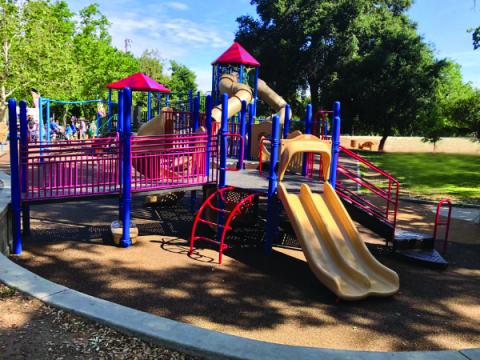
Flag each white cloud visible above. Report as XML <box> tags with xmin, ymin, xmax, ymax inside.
<box><xmin>165</xmin><ymin>2</ymin><xmax>189</xmax><ymax>11</ymax></box>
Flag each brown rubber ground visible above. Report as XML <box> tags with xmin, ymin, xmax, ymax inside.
<box><xmin>12</xmin><ymin>194</ymin><xmax>480</xmax><ymax>352</ymax></box>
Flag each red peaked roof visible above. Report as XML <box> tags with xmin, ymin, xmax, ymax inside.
<box><xmin>107</xmin><ymin>72</ymin><xmax>171</xmax><ymax>92</ymax></box>
<box><xmin>212</xmin><ymin>42</ymin><xmax>260</xmax><ymax>67</ymax></box>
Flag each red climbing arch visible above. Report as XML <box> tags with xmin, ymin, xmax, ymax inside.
<box><xmin>190</xmin><ymin>187</ymin><xmax>260</xmax><ymax>264</ymax></box>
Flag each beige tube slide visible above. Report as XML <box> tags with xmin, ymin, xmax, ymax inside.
<box><xmin>211</xmin><ymin>74</ymin><xmax>254</xmax><ymax>123</ymax></box>
<box><xmin>257</xmin><ymin>78</ymin><xmax>290</xmax><ymax>123</ymax></box>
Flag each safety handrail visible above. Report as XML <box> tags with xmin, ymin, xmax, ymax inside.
<box><xmin>433</xmin><ymin>198</ymin><xmax>452</xmax><ymax>255</ymax></box>
<box><xmin>337</xmin><ymin>146</ymin><xmax>400</xmax><ymax>230</ymax></box>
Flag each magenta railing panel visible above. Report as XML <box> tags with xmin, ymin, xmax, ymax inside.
<box><xmin>131</xmin><ymin>133</ymin><xmax>218</xmax><ymax>192</ymax></box>
<box><xmin>23</xmin><ymin>137</ymin><xmax>121</xmax><ymax>201</ymax></box>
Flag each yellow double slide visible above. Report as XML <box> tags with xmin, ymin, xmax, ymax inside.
<box><xmin>277</xmin><ymin>135</ymin><xmax>399</xmax><ymax>300</ymax></box>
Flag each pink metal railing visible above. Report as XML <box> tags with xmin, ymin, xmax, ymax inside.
<box><xmin>131</xmin><ymin>133</ymin><xmax>217</xmax><ymax>192</ymax></box>
<box><xmin>22</xmin><ymin>136</ymin><xmax>121</xmax><ymax>201</ymax></box>
<box><xmin>336</xmin><ymin>146</ymin><xmax>400</xmax><ymax>229</ymax></box>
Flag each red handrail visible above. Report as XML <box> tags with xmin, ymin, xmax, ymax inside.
<box><xmin>433</xmin><ymin>198</ymin><xmax>452</xmax><ymax>255</ymax></box>
<box><xmin>336</xmin><ymin>146</ymin><xmax>400</xmax><ymax>233</ymax></box>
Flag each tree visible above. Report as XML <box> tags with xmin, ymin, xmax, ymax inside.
<box><xmin>448</xmin><ymin>90</ymin><xmax>480</xmax><ymax>140</ymax></box>
<box><xmin>236</xmin><ymin>0</ymin><xmax>448</xmax><ymax>149</ymax></box>
<box><xmin>167</xmin><ymin>60</ymin><xmax>197</xmax><ymax>97</ymax></box>
<box><xmin>139</xmin><ymin>49</ymin><xmax>167</xmax><ymax>84</ymax></box>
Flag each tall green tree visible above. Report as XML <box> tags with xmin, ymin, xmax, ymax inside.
<box><xmin>236</xmin><ymin>0</ymin><xmax>449</xmax><ymax>149</ymax></box>
<box><xmin>167</xmin><ymin>60</ymin><xmax>197</xmax><ymax>97</ymax></box>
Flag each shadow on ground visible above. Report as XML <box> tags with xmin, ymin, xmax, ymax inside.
<box><xmin>12</xmin><ymin>194</ymin><xmax>480</xmax><ymax>351</ymax></box>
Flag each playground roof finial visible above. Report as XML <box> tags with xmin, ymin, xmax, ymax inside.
<box><xmin>107</xmin><ymin>72</ymin><xmax>171</xmax><ymax>93</ymax></box>
<box><xmin>212</xmin><ymin>42</ymin><xmax>260</xmax><ymax>67</ymax></box>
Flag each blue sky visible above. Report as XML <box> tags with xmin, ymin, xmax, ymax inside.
<box><xmin>68</xmin><ymin>0</ymin><xmax>480</xmax><ymax>91</ymax></box>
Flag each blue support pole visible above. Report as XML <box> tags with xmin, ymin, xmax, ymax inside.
<box><xmin>117</xmin><ymin>90</ymin><xmax>124</xmax><ymax>221</ymax></box>
<box><xmin>265</xmin><ymin>114</ymin><xmax>280</xmax><ymax>256</ymax></box>
<box><xmin>283</xmin><ymin>104</ymin><xmax>291</xmax><ymax>139</ymax></box>
<box><xmin>253</xmin><ymin>67</ymin><xmax>259</xmax><ymax>117</ymax></box>
<box><xmin>8</xmin><ymin>99</ymin><xmax>22</xmax><ymax>254</ymax></box>
<box><xmin>247</xmin><ymin>103</ymin><xmax>254</xmax><ymax>160</ymax></box>
<box><xmin>19</xmin><ymin>101</ymin><xmax>30</xmax><ymax>236</ymax></box>
<box><xmin>329</xmin><ymin>101</ymin><xmax>341</xmax><ymax>189</ymax></box>
<box><xmin>46</xmin><ymin>99</ymin><xmax>51</xmax><ymax>143</ymax></box>
<box><xmin>211</xmin><ymin>65</ymin><xmax>216</xmax><ymax>103</ymax></box>
<box><xmin>38</xmin><ymin>97</ymin><xmax>43</xmax><ymax>145</ymax></box>
<box><xmin>237</xmin><ymin>100</ymin><xmax>247</xmax><ymax>170</ymax></box>
<box><xmin>157</xmin><ymin>93</ymin><xmax>161</xmax><ymax>116</ymax></box>
<box><xmin>188</xmin><ymin>90</ymin><xmax>193</xmax><ymax>112</ymax></box>
<box><xmin>239</xmin><ymin>65</ymin><xmax>244</xmax><ymax>84</ymax></box>
<box><xmin>217</xmin><ymin>93</ymin><xmax>229</xmax><ymax>243</ymax></box>
<box><xmin>193</xmin><ymin>96</ymin><xmax>200</xmax><ymax>131</ymax></box>
<box><xmin>96</xmin><ymin>112</ymin><xmax>101</xmax><ymax>136</ymax></box>
<box><xmin>166</xmin><ymin>94</ymin><xmax>170</xmax><ymax>108</ymax></box>
<box><xmin>219</xmin><ymin>93</ymin><xmax>228</xmax><ymax>188</ymax></box>
<box><xmin>120</xmin><ymin>88</ymin><xmax>132</xmax><ymax>248</ymax></box>
<box><xmin>117</xmin><ymin>90</ymin><xmax>123</xmax><ymax>133</ymax></box>
<box><xmin>205</xmin><ymin>95</ymin><xmax>212</xmax><ymax>175</ymax></box>
<box><xmin>108</xmin><ymin>89</ymin><xmax>113</xmax><ymax>131</ymax></box>
<box><xmin>147</xmin><ymin>91</ymin><xmax>151</xmax><ymax>121</ymax></box>
<box><xmin>301</xmin><ymin>104</ymin><xmax>313</xmax><ymax>176</ymax></box>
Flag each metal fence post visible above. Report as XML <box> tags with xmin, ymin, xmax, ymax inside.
<box><xmin>8</xmin><ymin>99</ymin><xmax>22</xmax><ymax>254</ymax></box>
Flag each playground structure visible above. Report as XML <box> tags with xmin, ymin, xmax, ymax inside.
<box><xmin>7</xmin><ymin>42</ymin><xmax>453</xmax><ymax>300</ymax></box>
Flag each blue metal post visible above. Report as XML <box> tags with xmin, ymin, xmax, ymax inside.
<box><xmin>117</xmin><ymin>89</ymin><xmax>124</xmax><ymax>221</ymax></box>
<box><xmin>211</xmin><ymin>65</ymin><xmax>216</xmax><ymax>104</ymax></box>
<box><xmin>38</xmin><ymin>97</ymin><xmax>43</xmax><ymax>145</ymax></box>
<box><xmin>283</xmin><ymin>104</ymin><xmax>291</xmax><ymax>139</ymax></box>
<box><xmin>157</xmin><ymin>93</ymin><xmax>161</xmax><ymax>115</ymax></box>
<box><xmin>216</xmin><ymin>93</ymin><xmax>229</xmax><ymax>243</ymax></box>
<box><xmin>19</xmin><ymin>101</ymin><xmax>30</xmax><ymax>235</ymax></box>
<box><xmin>329</xmin><ymin>101</ymin><xmax>341</xmax><ymax>189</ymax></box>
<box><xmin>247</xmin><ymin>103</ymin><xmax>254</xmax><ymax>160</ymax></box>
<box><xmin>239</xmin><ymin>65</ymin><xmax>244</xmax><ymax>84</ymax></box>
<box><xmin>188</xmin><ymin>90</ymin><xmax>193</xmax><ymax>112</ymax></box>
<box><xmin>237</xmin><ymin>100</ymin><xmax>247</xmax><ymax>170</ymax></box>
<box><xmin>96</xmin><ymin>112</ymin><xmax>101</xmax><ymax>136</ymax></box>
<box><xmin>265</xmin><ymin>115</ymin><xmax>280</xmax><ymax>255</ymax></box>
<box><xmin>205</xmin><ymin>95</ymin><xmax>212</xmax><ymax>175</ymax></box>
<box><xmin>193</xmin><ymin>96</ymin><xmax>200</xmax><ymax>131</ymax></box>
<box><xmin>253</xmin><ymin>67</ymin><xmax>259</xmax><ymax>117</ymax></box>
<box><xmin>108</xmin><ymin>89</ymin><xmax>113</xmax><ymax>131</ymax></box>
<box><xmin>8</xmin><ymin>99</ymin><xmax>22</xmax><ymax>254</ymax></box>
<box><xmin>117</xmin><ymin>90</ymin><xmax>123</xmax><ymax>133</ymax></box>
<box><xmin>46</xmin><ymin>99</ymin><xmax>51</xmax><ymax>143</ymax></box>
<box><xmin>219</xmin><ymin>93</ymin><xmax>228</xmax><ymax>188</ymax></box>
<box><xmin>166</xmin><ymin>94</ymin><xmax>170</xmax><ymax>108</ymax></box>
<box><xmin>120</xmin><ymin>88</ymin><xmax>132</xmax><ymax>248</ymax></box>
<box><xmin>301</xmin><ymin>104</ymin><xmax>313</xmax><ymax>176</ymax></box>
<box><xmin>147</xmin><ymin>91</ymin><xmax>151</xmax><ymax>120</ymax></box>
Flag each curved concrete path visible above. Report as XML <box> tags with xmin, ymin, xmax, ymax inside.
<box><xmin>0</xmin><ymin>255</ymin><xmax>478</xmax><ymax>360</ymax></box>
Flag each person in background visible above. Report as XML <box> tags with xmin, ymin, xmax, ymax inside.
<box><xmin>89</xmin><ymin>120</ymin><xmax>97</xmax><ymax>138</ymax></box>
<box><xmin>80</xmin><ymin>118</ymin><xmax>87</xmax><ymax>139</ymax></box>
<box><xmin>65</xmin><ymin>123</ymin><xmax>72</xmax><ymax>140</ymax></box>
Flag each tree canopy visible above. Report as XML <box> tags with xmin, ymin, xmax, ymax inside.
<box><xmin>236</xmin><ymin>0</ymin><xmax>479</xmax><ymax>144</ymax></box>
<box><xmin>0</xmin><ymin>0</ymin><xmax>197</xmax><ymax>123</ymax></box>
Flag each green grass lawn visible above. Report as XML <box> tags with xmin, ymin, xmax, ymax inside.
<box><xmin>359</xmin><ymin>152</ymin><xmax>480</xmax><ymax>203</ymax></box>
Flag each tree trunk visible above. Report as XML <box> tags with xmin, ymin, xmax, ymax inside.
<box><xmin>0</xmin><ymin>85</ymin><xmax>6</xmax><ymax>124</ymax></box>
<box><xmin>378</xmin><ymin>121</ymin><xmax>391</xmax><ymax>152</ymax></box>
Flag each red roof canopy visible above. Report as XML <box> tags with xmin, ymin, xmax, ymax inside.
<box><xmin>107</xmin><ymin>72</ymin><xmax>171</xmax><ymax>93</ymax></box>
<box><xmin>212</xmin><ymin>42</ymin><xmax>260</xmax><ymax>67</ymax></box>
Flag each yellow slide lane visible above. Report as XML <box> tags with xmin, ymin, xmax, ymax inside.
<box><xmin>277</xmin><ymin>182</ymin><xmax>399</xmax><ymax>301</ymax></box>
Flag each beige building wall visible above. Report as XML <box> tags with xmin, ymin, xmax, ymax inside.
<box><xmin>341</xmin><ymin>136</ymin><xmax>480</xmax><ymax>155</ymax></box>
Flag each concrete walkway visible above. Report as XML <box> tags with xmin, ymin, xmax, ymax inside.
<box><xmin>0</xmin><ymin>254</ymin><xmax>478</xmax><ymax>359</ymax></box>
